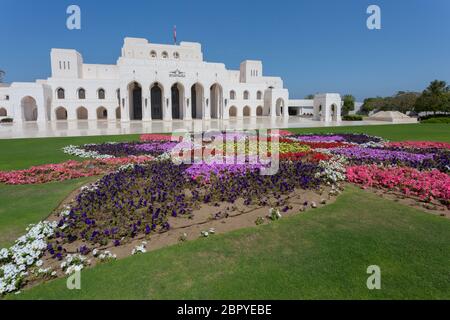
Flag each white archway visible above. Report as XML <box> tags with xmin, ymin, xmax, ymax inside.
<box><xmin>243</xmin><ymin>106</ymin><xmax>251</xmax><ymax>117</ymax></box>
<box><xmin>150</xmin><ymin>82</ymin><xmax>164</xmax><ymax>120</ymax></box>
<box><xmin>229</xmin><ymin>106</ymin><xmax>237</xmax><ymax>117</ymax></box>
<box><xmin>76</xmin><ymin>106</ymin><xmax>88</xmax><ymax>120</ymax></box>
<box><xmin>210</xmin><ymin>83</ymin><xmax>223</xmax><ymax>119</ymax></box>
<box><xmin>97</xmin><ymin>106</ymin><xmax>108</xmax><ymax>120</ymax></box>
<box><xmin>171</xmin><ymin>82</ymin><xmax>185</xmax><ymax>120</ymax></box>
<box><xmin>128</xmin><ymin>82</ymin><xmax>142</xmax><ymax>120</ymax></box>
<box><xmin>55</xmin><ymin>107</ymin><xmax>68</xmax><ymax>120</ymax></box>
<box><xmin>276</xmin><ymin>98</ymin><xmax>285</xmax><ymax>117</ymax></box>
<box><xmin>21</xmin><ymin>96</ymin><xmax>38</xmax><ymax>121</ymax></box>
<box><xmin>191</xmin><ymin>83</ymin><xmax>204</xmax><ymax>119</ymax></box>
<box><xmin>256</xmin><ymin>106</ymin><xmax>263</xmax><ymax>116</ymax></box>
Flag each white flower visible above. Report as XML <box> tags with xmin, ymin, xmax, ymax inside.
<box><xmin>62</xmin><ymin>145</ymin><xmax>114</xmax><ymax>159</ymax></box>
<box><xmin>0</xmin><ymin>221</ymin><xmax>58</xmax><ymax>295</ymax></box>
<box><xmin>60</xmin><ymin>254</ymin><xmax>89</xmax><ymax>275</ymax></box>
<box><xmin>131</xmin><ymin>242</ymin><xmax>147</xmax><ymax>255</ymax></box>
<box><xmin>269</xmin><ymin>208</ymin><xmax>282</xmax><ymax>220</ymax></box>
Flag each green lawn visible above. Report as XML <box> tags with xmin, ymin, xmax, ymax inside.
<box><xmin>0</xmin><ymin>177</ymin><xmax>98</xmax><ymax>248</ymax></box>
<box><xmin>12</xmin><ymin>186</ymin><xmax>450</xmax><ymax>300</ymax></box>
<box><xmin>0</xmin><ymin>134</ymin><xmax>140</xmax><ymax>171</ymax></box>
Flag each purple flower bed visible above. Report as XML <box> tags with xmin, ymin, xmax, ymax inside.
<box><xmin>133</xmin><ymin>142</ymin><xmax>178</xmax><ymax>153</ymax></box>
<box><xmin>48</xmin><ymin>160</ymin><xmax>325</xmax><ymax>249</ymax></box>
<box><xmin>185</xmin><ymin>159</ymin><xmax>265</xmax><ymax>181</ymax></box>
<box><xmin>83</xmin><ymin>142</ymin><xmax>176</xmax><ymax>158</ymax></box>
<box><xmin>331</xmin><ymin>146</ymin><xmax>436</xmax><ymax>168</ymax></box>
<box><xmin>294</xmin><ymin>135</ymin><xmax>346</xmax><ymax>142</ymax></box>
<box><xmin>291</xmin><ymin>133</ymin><xmax>384</xmax><ymax>145</ymax></box>
<box><xmin>380</xmin><ymin>147</ymin><xmax>450</xmax><ymax>172</ymax></box>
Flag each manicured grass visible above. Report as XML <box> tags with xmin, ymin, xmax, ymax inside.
<box><xmin>0</xmin><ymin>134</ymin><xmax>140</xmax><ymax>171</ymax></box>
<box><xmin>289</xmin><ymin>124</ymin><xmax>450</xmax><ymax>142</ymax></box>
<box><xmin>0</xmin><ymin>177</ymin><xmax>97</xmax><ymax>248</ymax></box>
<box><xmin>12</xmin><ymin>186</ymin><xmax>450</xmax><ymax>300</ymax></box>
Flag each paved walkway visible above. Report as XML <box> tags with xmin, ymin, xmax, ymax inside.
<box><xmin>0</xmin><ymin>118</ymin><xmax>393</xmax><ymax>139</ymax></box>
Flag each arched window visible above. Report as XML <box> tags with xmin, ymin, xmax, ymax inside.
<box><xmin>98</xmin><ymin>89</ymin><xmax>105</xmax><ymax>100</ymax></box>
<box><xmin>162</xmin><ymin>51</ymin><xmax>168</xmax><ymax>59</ymax></box>
<box><xmin>55</xmin><ymin>107</ymin><xmax>68</xmax><ymax>120</ymax></box>
<box><xmin>230</xmin><ymin>90</ymin><xmax>236</xmax><ymax>100</ymax></box>
<box><xmin>243</xmin><ymin>91</ymin><xmax>250</xmax><ymax>100</ymax></box>
<box><xmin>257</xmin><ymin>91</ymin><xmax>262</xmax><ymax>100</ymax></box>
<box><xmin>173</xmin><ymin>52</ymin><xmax>180</xmax><ymax>59</ymax></box>
<box><xmin>97</xmin><ymin>107</ymin><xmax>108</xmax><ymax>120</ymax></box>
<box><xmin>150</xmin><ymin>50</ymin><xmax>157</xmax><ymax>58</ymax></box>
<box><xmin>243</xmin><ymin>106</ymin><xmax>251</xmax><ymax>117</ymax></box>
<box><xmin>78</xmin><ymin>88</ymin><xmax>86</xmax><ymax>99</ymax></box>
<box><xmin>256</xmin><ymin>106</ymin><xmax>263</xmax><ymax>116</ymax></box>
<box><xmin>76</xmin><ymin>106</ymin><xmax>88</xmax><ymax>120</ymax></box>
<box><xmin>0</xmin><ymin>108</ymin><xmax>7</xmax><ymax>117</ymax></box>
<box><xmin>57</xmin><ymin>88</ymin><xmax>65</xmax><ymax>99</ymax></box>
<box><xmin>229</xmin><ymin>106</ymin><xmax>237</xmax><ymax>117</ymax></box>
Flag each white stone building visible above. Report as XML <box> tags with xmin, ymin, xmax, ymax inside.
<box><xmin>0</xmin><ymin>37</ymin><xmax>342</xmax><ymax>123</ymax></box>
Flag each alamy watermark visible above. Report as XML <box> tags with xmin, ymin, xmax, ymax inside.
<box><xmin>66</xmin><ymin>5</ymin><xmax>81</xmax><ymax>30</ymax></box>
<box><xmin>367</xmin><ymin>5</ymin><xmax>381</xmax><ymax>30</ymax></box>
<box><xmin>169</xmin><ymin>129</ymin><xmax>280</xmax><ymax>176</ymax></box>
<box><xmin>67</xmin><ymin>270</ymin><xmax>82</xmax><ymax>290</ymax></box>
<box><xmin>366</xmin><ymin>265</ymin><xmax>381</xmax><ymax>290</ymax></box>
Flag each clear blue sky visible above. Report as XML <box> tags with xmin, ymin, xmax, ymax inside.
<box><xmin>1</xmin><ymin>0</ymin><xmax>449</xmax><ymax>101</ymax></box>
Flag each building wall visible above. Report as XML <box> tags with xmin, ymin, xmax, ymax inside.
<box><xmin>2</xmin><ymin>37</ymin><xmax>341</xmax><ymax>123</ymax></box>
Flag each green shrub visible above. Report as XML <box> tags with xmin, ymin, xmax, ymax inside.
<box><xmin>343</xmin><ymin>115</ymin><xmax>363</xmax><ymax>121</ymax></box>
<box><xmin>0</xmin><ymin>118</ymin><xmax>13</xmax><ymax>123</ymax></box>
<box><xmin>421</xmin><ymin>117</ymin><xmax>450</xmax><ymax>124</ymax></box>
<box><xmin>419</xmin><ymin>114</ymin><xmax>450</xmax><ymax>121</ymax></box>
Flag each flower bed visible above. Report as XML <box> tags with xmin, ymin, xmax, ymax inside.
<box><xmin>48</xmin><ymin>160</ymin><xmax>325</xmax><ymax>249</ymax></box>
<box><xmin>140</xmin><ymin>134</ymin><xmax>174</xmax><ymax>142</ymax></box>
<box><xmin>347</xmin><ymin>165</ymin><xmax>450</xmax><ymax>204</ymax></box>
<box><xmin>386</xmin><ymin>141</ymin><xmax>450</xmax><ymax>150</ymax></box>
<box><xmin>330</xmin><ymin>146</ymin><xmax>435</xmax><ymax>166</ymax></box>
<box><xmin>0</xmin><ymin>156</ymin><xmax>153</xmax><ymax>185</ymax></box>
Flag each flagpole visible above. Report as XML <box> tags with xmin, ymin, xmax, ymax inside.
<box><xmin>173</xmin><ymin>25</ymin><xmax>177</xmax><ymax>45</ymax></box>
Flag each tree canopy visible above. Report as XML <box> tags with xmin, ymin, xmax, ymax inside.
<box><xmin>414</xmin><ymin>80</ymin><xmax>449</xmax><ymax>114</ymax></box>
<box><xmin>342</xmin><ymin>95</ymin><xmax>355</xmax><ymax>116</ymax></box>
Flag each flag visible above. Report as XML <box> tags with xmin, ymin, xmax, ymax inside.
<box><xmin>173</xmin><ymin>25</ymin><xmax>177</xmax><ymax>45</ymax></box>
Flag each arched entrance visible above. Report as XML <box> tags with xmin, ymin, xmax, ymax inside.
<box><xmin>151</xmin><ymin>83</ymin><xmax>163</xmax><ymax>120</ymax></box>
<box><xmin>191</xmin><ymin>83</ymin><xmax>204</xmax><ymax>119</ymax></box>
<box><xmin>97</xmin><ymin>107</ymin><xmax>108</xmax><ymax>120</ymax></box>
<box><xmin>243</xmin><ymin>106</ymin><xmax>251</xmax><ymax>117</ymax></box>
<box><xmin>55</xmin><ymin>107</ymin><xmax>68</xmax><ymax>120</ymax></box>
<box><xmin>229</xmin><ymin>106</ymin><xmax>237</xmax><ymax>117</ymax></box>
<box><xmin>0</xmin><ymin>108</ymin><xmax>7</xmax><ymax>117</ymax></box>
<box><xmin>21</xmin><ymin>96</ymin><xmax>38</xmax><ymax>121</ymax></box>
<box><xmin>276</xmin><ymin>98</ymin><xmax>285</xmax><ymax>117</ymax></box>
<box><xmin>331</xmin><ymin>104</ymin><xmax>338</xmax><ymax>121</ymax></box>
<box><xmin>171</xmin><ymin>83</ymin><xmax>184</xmax><ymax>120</ymax></box>
<box><xmin>256</xmin><ymin>106</ymin><xmax>263</xmax><ymax>116</ymax></box>
<box><xmin>76</xmin><ymin>107</ymin><xmax>88</xmax><ymax>120</ymax></box>
<box><xmin>128</xmin><ymin>82</ymin><xmax>142</xmax><ymax>120</ymax></box>
<box><xmin>115</xmin><ymin>107</ymin><xmax>121</xmax><ymax>120</ymax></box>
<box><xmin>210</xmin><ymin>83</ymin><xmax>223</xmax><ymax>119</ymax></box>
